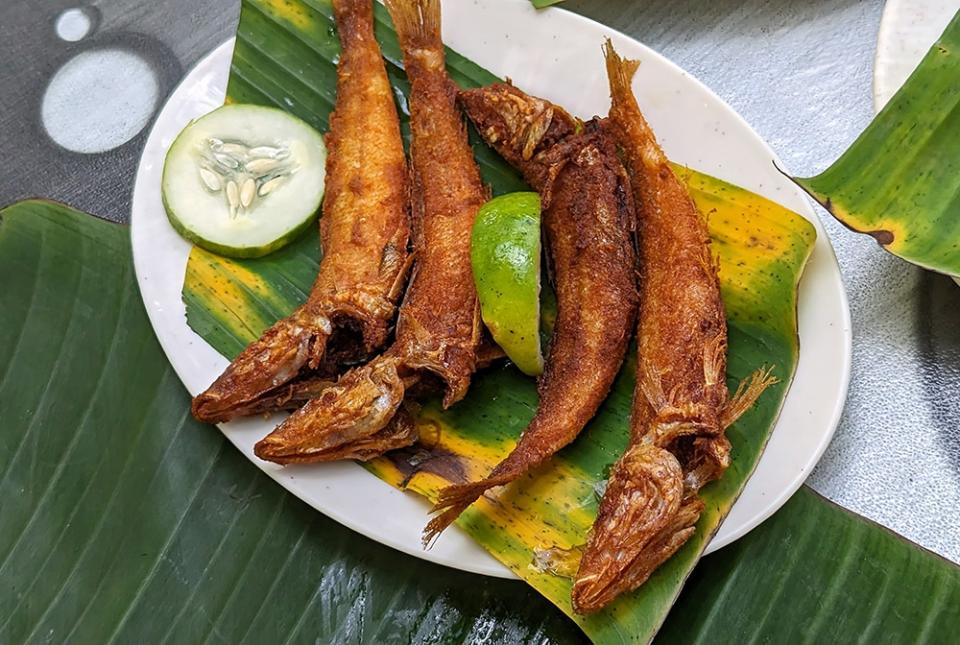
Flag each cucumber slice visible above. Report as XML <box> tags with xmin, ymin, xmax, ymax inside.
<box><xmin>162</xmin><ymin>104</ymin><xmax>326</xmax><ymax>258</ymax></box>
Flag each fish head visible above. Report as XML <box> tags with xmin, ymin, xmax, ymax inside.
<box><xmin>254</xmin><ymin>355</ymin><xmax>409</xmax><ymax>464</ymax></box>
<box><xmin>572</xmin><ymin>444</ymin><xmax>696</xmax><ymax>614</ymax></box>
<box><xmin>191</xmin><ymin>310</ymin><xmax>331</xmax><ymax>423</ymax></box>
<box><xmin>460</xmin><ymin>83</ymin><xmax>579</xmax><ymax>182</ymax></box>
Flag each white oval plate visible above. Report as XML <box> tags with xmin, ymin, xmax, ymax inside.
<box><xmin>875</xmin><ymin>0</ymin><xmax>960</xmax><ymax>110</ymax></box>
<box><xmin>132</xmin><ymin>0</ymin><xmax>851</xmax><ymax>579</ymax></box>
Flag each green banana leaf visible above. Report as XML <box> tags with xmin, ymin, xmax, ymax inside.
<box><xmin>3</xmin><ymin>200</ymin><xmax>959</xmax><ymax>643</ymax></box>
<box><xmin>0</xmin><ymin>200</ymin><xmax>581</xmax><ymax>645</ymax></box>
<box><xmin>531</xmin><ymin>0</ymin><xmax>566</xmax><ymax>8</ymax></box>
<box><xmin>794</xmin><ymin>11</ymin><xmax>960</xmax><ymax>277</ymax></box>
<box><xmin>184</xmin><ymin>0</ymin><xmax>813</xmax><ymax>640</ymax></box>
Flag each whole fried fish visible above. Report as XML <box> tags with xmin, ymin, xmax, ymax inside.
<box><xmin>191</xmin><ymin>0</ymin><xmax>411</xmax><ymax>424</ymax></box>
<box><xmin>423</xmin><ymin>83</ymin><xmax>639</xmax><ymax>542</ymax></box>
<box><xmin>570</xmin><ymin>41</ymin><xmax>777</xmax><ymax>614</ymax></box>
<box><xmin>254</xmin><ymin>0</ymin><xmax>487</xmax><ymax>464</ymax></box>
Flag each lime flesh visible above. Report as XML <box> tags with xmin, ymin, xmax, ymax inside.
<box><xmin>471</xmin><ymin>192</ymin><xmax>543</xmax><ymax>376</ymax></box>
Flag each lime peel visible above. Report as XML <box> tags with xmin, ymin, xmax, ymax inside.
<box><xmin>471</xmin><ymin>192</ymin><xmax>543</xmax><ymax>376</ymax></box>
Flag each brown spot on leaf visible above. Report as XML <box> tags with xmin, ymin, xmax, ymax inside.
<box><xmin>389</xmin><ymin>443</ymin><xmax>468</xmax><ymax>488</ymax></box>
<box><xmin>868</xmin><ymin>229</ymin><xmax>895</xmax><ymax>246</ymax></box>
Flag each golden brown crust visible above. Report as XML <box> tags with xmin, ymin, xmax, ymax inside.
<box><xmin>423</xmin><ymin>87</ymin><xmax>638</xmax><ymax>543</ymax></box>
<box><xmin>458</xmin><ymin>83</ymin><xmax>579</xmax><ymax>191</ymax></box>
<box><xmin>313</xmin><ymin>0</ymin><xmax>411</xmax><ymax>348</ymax></box>
<box><xmin>571</xmin><ymin>444</ymin><xmax>693</xmax><ymax>613</ymax></box>
<box><xmin>190</xmin><ymin>309</ymin><xmax>334</xmax><ymax>423</ymax></box>
<box><xmin>255</xmin><ymin>356</ymin><xmax>406</xmax><ymax>463</ymax></box>
<box><xmin>226</xmin><ymin>376</ymin><xmax>336</xmax><ymax>417</ymax></box>
<box><xmin>192</xmin><ymin>0</ymin><xmax>409</xmax><ymax>424</ymax></box>
<box><xmin>572</xmin><ymin>41</ymin><xmax>776</xmax><ymax>615</ymax></box>
<box><xmin>254</xmin><ymin>0</ymin><xmax>486</xmax><ymax>464</ymax></box>
<box><xmin>384</xmin><ymin>0</ymin><xmax>486</xmax><ymax>405</ymax></box>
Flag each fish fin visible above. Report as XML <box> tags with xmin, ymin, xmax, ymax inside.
<box><xmin>387</xmin><ymin>248</ymin><xmax>417</xmax><ymax>302</ymax></box>
<box><xmin>603</xmin><ymin>38</ymin><xmax>641</xmax><ymax>101</ymax></box>
<box><xmin>721</xmin><ymin>365</ymin><xmax>779</xmax><ymax>428</ymax></box>
<box><xmin>702</xmin><ymin>331</ymin><xmax>727</xmax><ymax>388</ymax></box>
<box><xmin>638</xmin><ymin>360</ymin><xmax>669</xmax><ymax>410</ymax></box>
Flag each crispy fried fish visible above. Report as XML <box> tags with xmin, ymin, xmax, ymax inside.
<box><xmin>570</xmin><ymin>41</ymin><xmax>777</xmax><ymax>614</ymax></box>
<box><xmin>191</xmin><ymin>0</ymin><xmax>410</xmax><ymax>424</ymax></box>
<box><xmin>253</xmin><ymin>0</ymin><xmax>487</xmax><ymax>464</ymax></box>
<box><xmin>423</xmin><ymin>83</ymin><xmax>639</xmax><ymax>542</ymax></box>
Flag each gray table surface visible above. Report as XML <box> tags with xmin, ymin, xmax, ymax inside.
<box><xmin>3</xmin><ymin>0</ymin><xmax>958</xmax><ymax>564</ymax></box>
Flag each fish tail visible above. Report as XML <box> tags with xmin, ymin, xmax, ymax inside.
<box><xmin>702</xmin><ymin>330</ymin><xmax>728</xmax><ymax>389</ymax></box>
<box><xmin>423</xmin><ymin>468</ymin><xmax>527</xmax><ymax>547</ymax></box>
<box><xmin>603</xmin><ymin>38</ymin><xmax>640</xmax><ymax>105</ymax></box>
<box><xmin>385</xmin><ymin>0</ymin><xmax>442</xmax><ymax>53</ymax></box>
<box><xmin>721</xmin><ymin>366</ymin><xmax>779</xmax><ymax>428</ymax></box>
<box><xmin>421</xmin><ymin>479</ymin><xmax>491</xmax><ymax>546</ymax></box>
<box><xmin>603</xmin><ymin>38</ymin><xmax>666</xmax><ymax>169</ymax></box>
<box><xmin>332</xmin><ymin>0</ymin><xmax>376</xmax><ymax>55</ymax></box>
<box><xmin>423</xmin><ymin>439</ymin><xmax>555</xmax><ymax>544</ymax></box>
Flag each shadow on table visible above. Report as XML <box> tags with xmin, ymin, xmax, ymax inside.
<box><xmin>917</xmin><ymin>271</ymin><xmax>960</xmax><ymax>474</ymax></box>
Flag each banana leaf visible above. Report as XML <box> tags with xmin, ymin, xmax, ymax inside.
<box><xmin>183</xmin><ymin>0</ymin><xmax>814</xmax><ymax>640</ymax></box>
<box><xmin>0</xmin><ymin>200</ymin><xmax>581</xmax><ymax>645</ymax></box>
<box><xmin>4</xmin><ymin>200</ymin><xmax>960</xmax><ymax>643</ymax></box>
<box><xmin>531</xmin><ymin>0</ymin><xmax>566</xmax><ymax>8</ymax></box>
<box><xmin>793</xmin><ymin>11</ymin><xmax>960</xmax><ymax>277</ymax></box>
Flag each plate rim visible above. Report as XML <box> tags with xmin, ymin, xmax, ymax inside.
<box><xmin>131</xmin><ymin>0</ymin><xmax>852</xmax><ymax>579</ymax></box>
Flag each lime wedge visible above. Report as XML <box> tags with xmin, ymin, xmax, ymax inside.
<box><xmin>471</xmin><ymin>192</ymin><xmax>543</xmax><ymax>376</ymax></box>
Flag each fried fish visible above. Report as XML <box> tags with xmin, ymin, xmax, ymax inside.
<box><xmin>423</xmin><ymin>83</ymin><xmax>639</xmax><ymax>542</ymax></box>
<box><xmin>253</xmin><ymin>0</ymin><xmax>487</xmax><ymax>464</ymax></box>
<box><xmin>191</xmin><ymin>0</ymin><xmax>411</xmax><ymax>424</ymax></box>
<box><xmin>570</xmin><ymin>41</ymin><xmax>777</xmax><ymax>614</ymax></box>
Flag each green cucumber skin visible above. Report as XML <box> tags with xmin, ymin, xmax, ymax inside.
<box><xmin>160</xmin><ymin>104</ymin><xmax>325</xmax><ymax>259</ymax></box>
<box><xmin>162</xmin><ymin>188</ymin><xmax>321</xmax><ymax>259</ymax></box>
